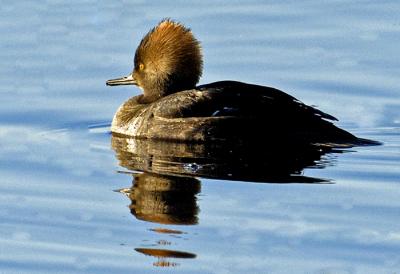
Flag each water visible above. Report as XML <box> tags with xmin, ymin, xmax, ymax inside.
<box><xmin>1</xmin><ymin>1</ymin><xmax>400</xmax><ymax>273</ymax></box>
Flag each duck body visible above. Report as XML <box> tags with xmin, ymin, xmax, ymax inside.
<box><xmin>111</xmin><ymin>80</ymin><xmax>375</xmax><ymax>146</ymax></box>
<box><xmin>107</xmin><ymin>19</ymin><xmax>379</xmax><ymax>147</ymax></box>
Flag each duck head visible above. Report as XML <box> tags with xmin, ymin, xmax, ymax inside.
<box><xmin>106</xmin><ymin>19</ymin><xmax>203</xmax><ymax>103</ymax></box>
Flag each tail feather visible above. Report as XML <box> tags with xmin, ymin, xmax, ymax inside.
<box><xmin>354</xmin><ymin>137</ymin><xmax>382</xmax><ymax>146</ymax></box>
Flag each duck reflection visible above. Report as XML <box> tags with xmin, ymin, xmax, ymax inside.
<box><xmin>111</xmin><ymin>134</ymin><xmax>344</xmax><ymax>267</ymax></box>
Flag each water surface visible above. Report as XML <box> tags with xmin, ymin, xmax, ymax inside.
<box><xmin>1</xmin><ymin>1</ymin><xmax>399</xmax><ymax>273</ymax></box>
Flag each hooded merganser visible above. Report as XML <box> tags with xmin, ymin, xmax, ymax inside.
<box><xmin>106</xmin><ymin>19</ymin><xmax>379</xmax><ymax>146</ymax></box>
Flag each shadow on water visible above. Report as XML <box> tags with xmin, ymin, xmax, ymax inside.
<box><xmin>110</xmin><ymin>134</ymin><xmax>362</xmax><ymax>267</ymax></box>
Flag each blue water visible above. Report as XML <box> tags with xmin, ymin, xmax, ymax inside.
<box><xmin>1</xmin><ymin>1</ymin><xmax>400</xmax><ymax>273</ymax></box>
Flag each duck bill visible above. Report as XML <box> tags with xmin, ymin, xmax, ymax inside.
<box><xmin>106</xmin><ymin>74</ymin><xmax>137</xmax><ymax>86</ymax></box>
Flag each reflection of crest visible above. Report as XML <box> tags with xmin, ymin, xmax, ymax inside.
<box><xmin>115</xmin><ymin>171</ymin><xmax>200</xmax><ymax>267</ymax></box>
<box><xmin>118</xmin><ymin>173</ymin><xmax>200</xmax><ymax>225</ymax></box>
<box><xmin>135</xmin><ymin>248</ymin><xmax>196</xmax><ymax>267</ymax></box>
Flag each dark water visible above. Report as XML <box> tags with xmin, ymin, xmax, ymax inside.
<box><xmin>1</xmin><ymin>1</ymin><xmax>400</xmax><ymax>273</ymax></box>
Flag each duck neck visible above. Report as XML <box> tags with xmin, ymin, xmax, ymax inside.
<box><xmin>141</xmin><ymin>77</ymin><xmax>196</xmax><ymax>104</ymax></box>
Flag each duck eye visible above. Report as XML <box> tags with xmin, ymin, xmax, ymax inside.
<box><xmin>139</xmin><ymin>63</ymin><xmax>145</xmax><ymax>70</ymax></box>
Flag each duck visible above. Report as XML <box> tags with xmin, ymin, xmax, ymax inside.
<box><xmin>106</xmin><ymin>19</ymin><xmax>378</xmax><ymax>146</ymax></box>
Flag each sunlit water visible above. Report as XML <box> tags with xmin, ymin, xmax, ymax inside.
<box><xmin>1</xmin><ymin>1</ymin><xmax>400</xmax><ymax>273</ymax></box>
